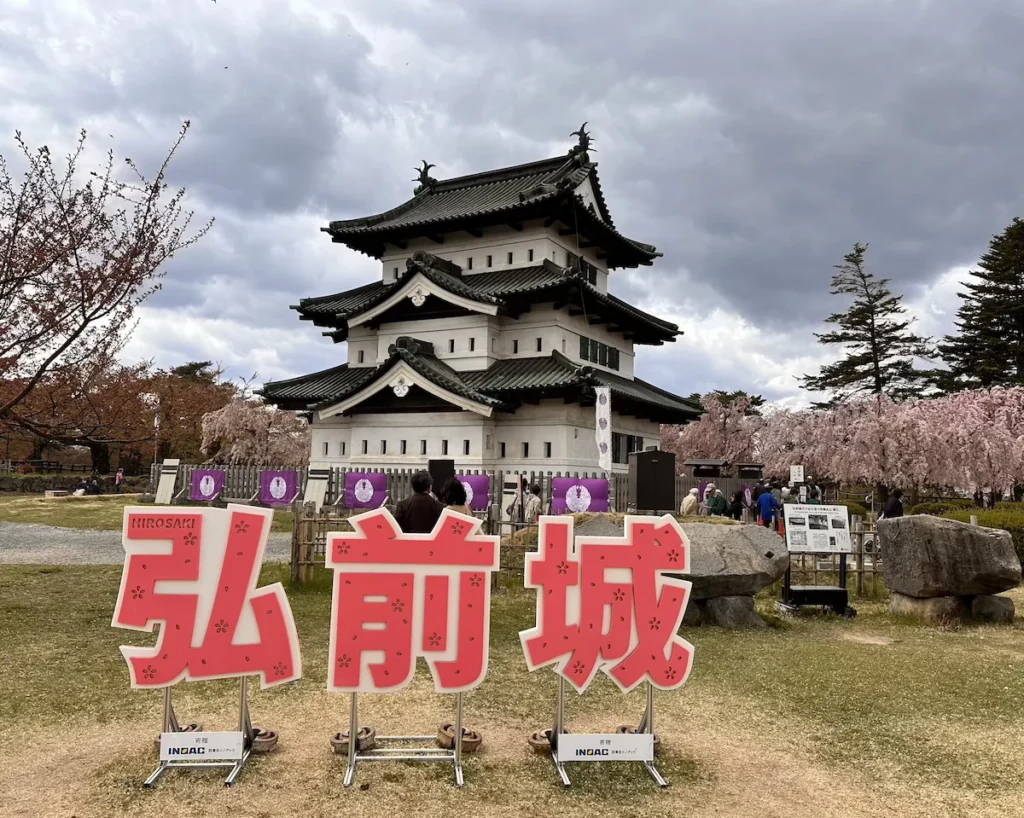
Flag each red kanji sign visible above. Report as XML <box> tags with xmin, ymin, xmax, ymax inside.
<box><xmin>111</xmin><ymin>505</ymin><xmax>302</xmax><ymax>689</ymax></box>
<box><xmin>326</xmin><ymin>508</ymin><xmax>499</xmax><ymax>694</ymax></box>
<box><xmin>519</xmin><ymin>515</ymin><xmax>694</xmax><ymax>693</ymax></box>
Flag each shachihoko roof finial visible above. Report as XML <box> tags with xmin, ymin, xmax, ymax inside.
<box><xmin>569</xmin><ymin>122</ymin><xmax>595</xmax><ymax>156</ymax></box>
<box><xmin>412</xmin><ymin>160</ymin><xmax>437</xmax><ymax>194</ymax></box>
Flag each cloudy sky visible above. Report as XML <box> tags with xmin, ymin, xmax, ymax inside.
<box><xmin>3</xmin><ymin>0</ymin><xmax>1022</xmax><ymax>406</ymax></box>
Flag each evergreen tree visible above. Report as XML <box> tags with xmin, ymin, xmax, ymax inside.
<box><xmin>686</xmin><ymin>390</ymin><xmax>765</xmax><ymax>416</ymax></box>
<box><xmin>801</xmin><ymin>243</ymin><xmax>931</xmax><ymax>405</ymax></box>
<box><xmin>937</xmin><ymin>218</ymin><xmax>1024</xmax><ymax>391</ymax></box>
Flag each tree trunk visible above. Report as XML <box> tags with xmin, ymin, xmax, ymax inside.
<box><xmin>88</xmin><ymin>441</ymin><xmax>111</xmax><ymax>475</ymax></box>
<box><xmin>1014</xmin><ymin>484</ymin><xmax>1024</xmax><ymax>503</ymax></box>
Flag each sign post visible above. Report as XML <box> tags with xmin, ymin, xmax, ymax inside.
<box><xmin>520</xmin><ymin>514</ymin><xmax>694</xmax><ymax>788</ymax></box>
<box><xmin>112</xmin><ymin>505</ymin><xmax>302</xmax><ymax>787</ymax></box>
<box><xmin>325</xmin><ymin>507</ymin><xmax>500</xmax><ymax>788</ymax></box>
<box><xmin>779</xmin><ymin>503</ymin><xmax>855</xmax><ymax>617</ymax></box>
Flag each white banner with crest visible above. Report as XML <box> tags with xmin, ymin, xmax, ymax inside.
<box><xmin>594</xmin><ymin>386</ymin><xmax>612</xmax><ymax>472</ymax></box>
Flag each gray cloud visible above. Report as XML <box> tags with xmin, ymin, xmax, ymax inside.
<box><xmin>2</xmin><ymin>0</ymin><xmax>1022</xmax><ymax>403</ymax></box>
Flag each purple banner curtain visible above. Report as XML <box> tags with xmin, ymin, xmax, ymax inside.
<box><xmin>458</xmin><ymin>474</ymin><xmax>490</xmax><ymax>512</ymax></box>
<box><xmin>552</xmin><ymin>478</ymin><xmax>610</xmax><ymax>514</ymax></box>
<box><xmin>190</xmin><ymin>469</ymin><xmax>225</xmax><ymax>502</ymax></box>
<box><xmin>742</xmin><ymin>483</ymin><xmax>753</xmax><ymax>508</ymax></box>
<box><xmin>259</xmin><ymin>470</ymin><xmax>300</xmax><ymax>505</ymax></box>
<box><xmin>344</xmin><ymin>472</ymin><xmax>388</xmax><ymax>509</ymax></box>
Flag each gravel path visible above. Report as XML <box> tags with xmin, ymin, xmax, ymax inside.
<box><xmin>0</xmin><ymin>522</ymin><xmax>291</xmax><ymax>565</ymax></box>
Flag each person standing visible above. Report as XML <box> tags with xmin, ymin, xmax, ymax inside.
<box><xmin>882</xmin><ymin>489</ymin><xmax>904</xmax><ymax>519</ymax></box>
<box><xmin>681</xmin><ymin>487</ymin><xmax>699</xmax><ymax>516</ymax></box>
<box><xmin>752</xmin><ymin>480</ymin><xmax>768</xmax><ymax>504</ymax></box>
<box><xmin>757</xmin><ymin>489</ymin><xmax>781</xmax><ymax>529</ymax></box>
<box><xmin>440</xmin><ymin>478</ymin><xmax>472</xmax><ymax>516</ymax></box>
<box><xmin>395</xmin><ymin>471</ymin><xmax>445</xmax><ymax>533</ymax></box>
<box><xmin>727</xmin><ymin>491</ymin><xmax>744</xmax><ymax>521</ymax></box>
<box><xmin>524</xmin><ymin>484</ymin><xmax>543</xmax><ymax>522</ymax></box>
<box><xmin>114</xmin><ymin>468</ymin><xmax>124</xmax><ymax>494</ymax></box>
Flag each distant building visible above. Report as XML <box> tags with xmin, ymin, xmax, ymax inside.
<box><xmin>261</xmin><ymin>127</ymin><xmax>700</xmax><ymax>471</ymax></box>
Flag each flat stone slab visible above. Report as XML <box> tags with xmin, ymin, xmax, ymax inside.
<box><xmin>879</xmin><ymin>516</ymin><xmax>1020</xmax><ymax>597</ymax></box>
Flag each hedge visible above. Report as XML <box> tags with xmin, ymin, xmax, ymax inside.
<box><xmin>838</xmin><ymin>500</ymin><xmax>871</xmax><ymax>519</ymax></box>
<box><xmin>909</xmin><ymin>499</ymin><xmax>975</xmax><ymax>516</ymax></box>
<box><xmin>941</xmin><ymin>509</ymin><xmax>1024</xmax><ymax>565</ymax></box>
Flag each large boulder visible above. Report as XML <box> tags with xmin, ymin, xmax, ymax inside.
<box><xmin>970</xmin><ymin>594</ymin><xmax>1015</xmax><ymax>624</ymax></box>
<box><xmin>879</xmin><ymin>516</ymin><xmax>1021</xmax><ymax>598</ymax></box>
<box><xmin>573</xmin><ymin>514</ymin><xmax>789</xmax><ymax>600</ymax></box>
<box><xmin>702</xmin><ymin>596</ymin><xmax>767</xmax><ymax>628</ymax></box>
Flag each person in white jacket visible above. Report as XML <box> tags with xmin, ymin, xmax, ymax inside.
<box><xmin>681</xmin><ymin>487</ymin><xmax>699</xmax><ymax>516</ymax></box>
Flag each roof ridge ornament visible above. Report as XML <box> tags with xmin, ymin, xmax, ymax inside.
<box><xmin>412</xmin><ymin>160</ymin><xmax>438</xmax><ymax>195</ymax></box>
<box><xmin>568</xmin><ymin>122</ymin><xmax>594</xmax><ymax>159</ymax></box>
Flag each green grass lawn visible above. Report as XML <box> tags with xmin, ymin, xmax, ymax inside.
<box><xmin>0</xmin><ymin>494</ymin><xmax>294</xmax><ymax>533</ymax></box>
<box><xmin>2</xmin><ymin>562</ymin><xmax>1023</xmax><ymax>818</ymax></box>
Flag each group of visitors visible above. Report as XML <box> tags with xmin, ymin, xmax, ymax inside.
<box><xmin>394</xmin><ymin>470</ymin><xmax>543</xmax><ymax>534</ymax></box>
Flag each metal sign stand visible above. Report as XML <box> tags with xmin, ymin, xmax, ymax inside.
<box><xmin>144</xmin><ymin>678</ymin><xmax>256</xmax><ymax>788</ymax></box>
<box><xmin>342</xmin><ymin>691</ymin><xmax>465</xmax><ymax>788</ymax></box>
<box><xmin>549</xmin><ymin>677</ymin><xmax>667</xmax><ymax>788</ymax></box>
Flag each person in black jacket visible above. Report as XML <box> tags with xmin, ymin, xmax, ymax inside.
<box><xmin>727</xmin><ymin>491</ymin><xmax>744</xmax><ymax>521</ymax></box>
<box><xmin>395</xmin><ymin>471</ymin><xmax>445</xmax><ymax>533</ymax></box>
<box><xmin>882</xmin><ymin>489</ymin><xmax>904</xmax><ymax>519</ymax></box>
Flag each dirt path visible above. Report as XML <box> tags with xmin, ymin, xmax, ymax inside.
<box><xmin>0</xmin><ymin>521</ymin><xmax>291</xmax><ymax>564</ymax></box>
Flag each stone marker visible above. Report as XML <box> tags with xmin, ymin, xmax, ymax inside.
<box><xmin>970</xmin><ymin>594</ymin><xmax>1015</xmax><ymax>624</ymax></box>
<box><xmin>889</xmin><ymin>592</ymin><xmax>966</xmax><ymax>623</ymax></box>
<box><xmin>879</xmin><ymin>516</ymin><xmax>1020</xmax><ymax>598</ymax></box>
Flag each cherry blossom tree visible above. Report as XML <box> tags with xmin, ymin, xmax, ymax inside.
<box><xmin>0</xmin><ymin>122</ymin><xmax>211</xmax><ymax>442</ymax></box>
<box><xmin>662</xmin><ymin>394</ymin><xmax>762</xmax><ymax>469</ymax></box>
<box><xmin>201</xmin><ymin>399</ymin><xmax>310</xmax><ymax>468</ymax></box>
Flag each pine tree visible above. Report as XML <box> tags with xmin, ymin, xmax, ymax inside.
<box><xmin>938</xmin><ymin>218</ymin><xmax>1024</xmax><ymax>391</ymax></box>
<box><xmin>801</xmin><ymin>243</ymin><xmax>931</xmax><ymax>405</ymax></box>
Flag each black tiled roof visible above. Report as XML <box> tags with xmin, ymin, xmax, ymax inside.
<box><xmin>295</xmin><ymin>253</ymin><xmax>679</xmax><ymax>344</ymax></box>
<box><xmin>263</xmin><ymin>346</ymin><xmax>700</xmax><ymax>423</ymax></box>
<box><xmin>321</xmin><ymin>153</ymin><xmax>659</xmax><ymax>268</ymax></box>
<box><xmin>256</xmin><ymin>362</ymin><xmax>372</xmax><ymax>406</ymax></box>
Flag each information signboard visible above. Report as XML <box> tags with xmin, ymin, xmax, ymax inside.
<box><xmin>160</xmin><ymin>731</ymin><xmax>244</xmax><ymax>762</ymax></box>
<box><xmin>783</xmin><ymin>504</ymin><xmax>851</xmax><ymax>552</ymax></box>
<box><xmin>790</xmin><ymin>464</ymin><xmax>804</xmax><ymax>484</ymax></box>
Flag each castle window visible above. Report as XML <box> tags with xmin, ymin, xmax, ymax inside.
<box><xmin>448</xmin><ymin>339</ymin><xmax>455</xmax><ymax>354</ymax></box>
<box><xmin>420</xmin><ymin>440</ymin><xmax>427</xmax><ymax>455</ymax></box>
<box><xmin>467</xmin><ymin>256</ymin><xmax>473</xmax><ymax>270</ymax></box>
<box><xmin>393</xmin><ymin>266</ymin><xmax>399</xmax><ymax>279</ymax></box>
<box><xmin>322</xmin><ymin>442</ymin><xmax>329</xmax><ymax>456</ymax></box>
<box><xmin>528</xmin><ymin>248</ymin><xmax>534</xmax><ymax>262</ymax></box>
<box><xmin>608</xmin><ymin>347</ymin><xmax>620</xmax><ymax>370</ymax></box>
<box><xmin>400</xmin><ymin>440</ymin><xmax>408</xmax><ymax>455</ymax></box>
<box><xmin>486</xmin><ymin>255</ymin><xmax>493</xmax><ymax>267</ymax></box>
<box><xmin>513</xmin><ymin>339</ymin><xmax>519</xmax><ymax>354</ymax></box>
<box><xmin>580</xmin><ymin>336</ymin><xmax>589</xmax><ymax>361</ymax></box>
<box><xmin>341</xmin><ymin>442</ymin><xmax>346</xmax><ymax>456</ymax></box>
<box><xmin>536</xmin><ymin>337</ymin><xmax>542</xmax><ymax>352</ymax></box>
<box><xmin>499</xmin><ymin>442</ymin><xmax>506</xmax><ymax>458</ymax></box>
<box><xmin>469</xmin><ymin>337</ymin><xmax>476</xmax><ymax>352</ymax></box>
<box><xmin>522</xmin><ymin>442</ymin><xmax>530</xmax><ymax>458</ymax></box>
<box><xmin>380</xmin><ymin>440</ymin><xmax>387</xmax><ymax>455</ymax></box>
<box><xmin>507</xmin><ymin>251</ymin><xmax>513</xmax><ymax>264</ymax></box>
<box><xmin>544</xmin><ymin>442</ymin><xmax>552</xmax><ymax>458</ymax></box>
<box><xmin>442</xmin><ymin>439</ymin><xmax>449</xmax><ymax>456</ymax></box>
<box><xmin>357</xmin><ymin>349</ymin><xmax>364</xmax><ymax>364</ymax></box>
<box><xmin>463</xmin><ymin>440</ymin><xmax>470</xmax><ymax>456</ymax></box>
<box><xmin>361</xmin><ymin>440</ymin><xmax>368</xmax><ymax>455</ymax></box>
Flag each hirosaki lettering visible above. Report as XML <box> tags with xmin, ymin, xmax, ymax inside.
<box><xmin>520</xmin><ymin>514</ymin><xmax>695</xmax><ymax>693</ymax></box>
<box><xmin>326</xmin><ymin>507</ymin><xmax>500</xmax><ymax>694</ymax></box>
<box><xmin>112</xmin><ymin>507</ymin><xmax>302</xmax><ymax>690</ymax></box>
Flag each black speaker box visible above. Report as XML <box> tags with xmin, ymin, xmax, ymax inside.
<box><xmin>427</xmin><ymin>459</ymin><xmax>456</xmax><ymax>493</ymax></box>
<box><xmin>628</xmin><ymin>450</ymin><xmax>676</xmax><ymax>512</ymax></box>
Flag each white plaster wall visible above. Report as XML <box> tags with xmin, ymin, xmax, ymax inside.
<box><xmin>380</xmin><ymin>221</ymin><xmax>609</xmax><ymax>293</ymax></box>
<box><xmin>309</xmin><ymin>401</ymin><xmax>659</xmax><ymax>473</ymax></box>
<box><xmin>374</xmin><ymin>315</ymin><xmax>500</xmax><ymax>371</ymax></box>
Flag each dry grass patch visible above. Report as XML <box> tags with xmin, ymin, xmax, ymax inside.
<box><xmin>3</xmin><ymin>565</ymin><xmax>1024</xmax><ymax>817</ymax></box>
